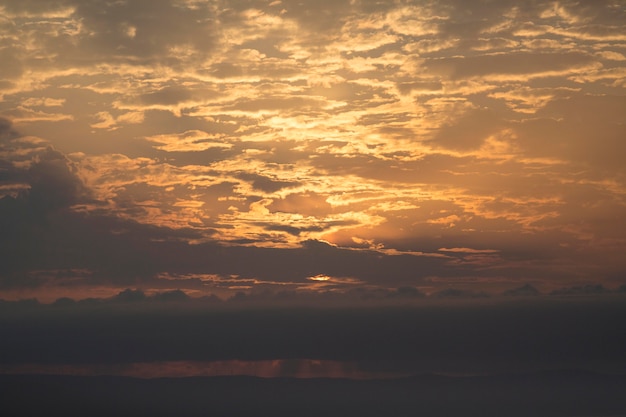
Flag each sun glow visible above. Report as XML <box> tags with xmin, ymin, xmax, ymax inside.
<box><xmin>308</xmin><ymin>275</ymin><xmax>331</xmax><ymax>282</ymax></box>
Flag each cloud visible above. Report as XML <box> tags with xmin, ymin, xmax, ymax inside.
<box><xmin>549</xmin><ymin>284</ymin><xmax>611</xmax><ymax>296</ymax></box>
<box><xmin>26</xmin><ymin>147</ymin><xmax>87</xmax><ymax>211</ymax></box>
<box><xmin>432</xmin><ymin>288</ymin><xmax>490</xmax><ymax>299</ymax></box>
<box><xmin>429</xmin><ymin>108</ymin><xmax>505</xmax><ymax>150</ymax></box>
<box><xmin>502</xmin><ymin>284</ymin><xmax>541</xmax><ymax>297</ymax></box>
<box><xmin>424</xmin><ymin>52</ymin><xmax>598</xmax><ymax>81</ymax></box>
<box><xmin>0</xmin><ymin>0</ymin><xmax>625</xmax><ymax>298</ymax></box>
<box><xmin>0</xmin><ymin>124</ymin><xmax>93</xmax><ymax>283</ymax></box>
<box><xmin>0</xmin><ymin>130</ymin><xmax>469</xmax><ymax>292</ymax></box>
<box><xmin>70</xmin><ymin>0</ymin><xmax>217</xmax><ymax>66</ymax></box>
<box><xmin>237</xmin><ymin>172</ymin><xmax>301</xmax><ymax>193</ymax></box>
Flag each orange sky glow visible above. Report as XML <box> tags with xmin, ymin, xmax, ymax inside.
<box><xmin>1</xmin><ymin>0</ymin><xmax>625</xmax><ymax>301</ymax></box>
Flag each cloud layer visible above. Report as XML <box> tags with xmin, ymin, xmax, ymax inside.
<box><xmin>1</xmin><ymin>0</ymin><xmax>625</xmax><ymax>298</ymax></box>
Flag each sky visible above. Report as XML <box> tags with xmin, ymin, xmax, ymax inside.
<box><xmin>1</xmin><ymin>3</ymin><xmax>626</xmax><ymax>414</ymax></box>
<box><xmin>1</xmin><ymin>0</ymin><xmax>626</xmax><ymax>302</ymax></box>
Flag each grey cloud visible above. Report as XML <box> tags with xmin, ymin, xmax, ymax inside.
<box><xmin>27</xmin><ymin>147</ymin><xmax>87</xmax><ymax>212</ymax></box>
<box><xmin>262</xmin><ymin>223</ymin><xmax>342</xmax><ymax>237</ymax></box>
<box><xmin>516</xmin><ymin>94</ymin><xmax>626</xmax><ymax>168</ymax></box>
<box><xmin>429</xmin><ymin>108</ymin><xmax>505</xmax><ymax>150</ymax></box>
<box><xmin>502</xmin><ymin>284</ymin><xmax>541</xmax><ymax>297</ymax></box>
<box><xmin>278</xmin><ymin>0</ymin><xmax>354</xmax><ymax>32</ymax></box>
<box><xmin>388</xmin><ymin>286</ymin><xmax>426</xmax><ymax>299</ymax></box>
<box><xmin>433</xmin><ymin>0</ymin><xmax>624</xmax><ymax>39</ymax></box>
<box><xmin>396</xmin><ymin>81</ymin><xmax>443</xmax><ymax>95</ymax></box>
<box><xmin>0</xmin><ymin>127</ymin><xmax>87</xmax><ymax>215</ymax></box>
<box><xmin>207</xmin><ymin>62</ymin><xmax>244</xmax><ymax>78</ymax></box>
<box><xmin>63</xmin><ymin>0</ymin><xmax>216</xmax><ymax>66</ymax></box>
<box><xmin>424</xmin><ymin>52</ymin><xmax>596</xmax><ymax>80</ymax></box>
<box><xmin>549</xmin><ymin>284</ymin><xmax>611</xmax><ymax>296</ymax></box>
<box><xmin>138</xmin><ymin>87</ymin><xmax>195</xmax><ymax>106</ymax></box>
<box><xmin>432</xmin><ymin>288</ymin><xmax>490</xmax><ymax>299</ymax></box>
<box><xmin>76</xmin><ymin>0</ymin><xmax>214</xmax><ymax>58</ymax></box>
<box><xmin>0</xmin><ymin>117</ymin><xmax>18</xmax><ymax>139</ymax></box>
<box><xmin>308</xmin><ymin>153</ymin><xmax>404</xmax><ymax>181</ymax></box>
<box><xmin>0</xmin><ymin>139</ymin><xmax>477</xmax><ymax>291</ymax></box>
<box><xmin>108</xmin><ymin>288</ymin><xmax>190</xmax><ymax>303</ymax></box>
<box><xmin>237</xmin><ymin>173</ymin><xmax>300</xmax><ymax>193</ymax></box>
<box><xmin>137</xmin><ymin>110</ymin><xmax>242</xmax><ymax>140</ymax></box>
<box><xmin>151</xmin><ymin>289</ymin><xmax>191</xmax><ymax>303</ymax></box>
<box><xmin>308</xmin><ymin>151</ymin><xmax>478</xmax><ymax>185</ymax></box>
<box><xmin>0</xmin><ymin>47</ymin><xmax>24</xmax><ymax>80</ymax></box>
<box><xmin>0</xmin><ymin>128</ymin><xmax>184</xmax><ymax>286</ymax></box>
<box><xmin>0</xmin><ymin>0</ymin><xmax>72</xmax><ymax>14</ymax></box>
<box><xmin>206</xmin><ymin>0</ymin><xmax>354</xmax><ymax>46</ymax></box>
<box><xmin>308</xmin><ymin>82</ymin><xmax>397</xmax><ymax>108</ymax></box>
<box><xmin>533</xmin><ymin>184</ymin><xmax>626</xmax><ymax>245</ymax></box>
<box><xmin>0</xmin><ymin>0</ymin><xmax>216</xmax><ymax>78</ymax></box>
<box><xmin>0</xmin><ymin>139</ymin><xmax>90</xmax><ymax>282</ymax></box>
<box><xmin>355</xmin><ymin>214</ymin><xmax>584</xmax><ymax>272</ymax></box>
<box><xmin>553</xmin><ymin>0</ymin><xmax>626</xmax><ymax>25</ymax></box>
<box><xmin>240</xmin><ymin>38</ymin><xmax>291</xmax><ymax>60</ymax></box>
<box><xmin>226</xmin><ymin>96</ymin><xmax>325</xmax><ymax>112</ymax></box>
<box><xmin>112</xmin><ymin>288</ymin><xmax>147</xmax><ymax>303</ymax></box>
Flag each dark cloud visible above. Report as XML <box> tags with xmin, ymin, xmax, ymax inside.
<box><xmin>517</xmin><ymin>94</ymin><xmax>626</xmax><ymax>169</ymax></box>
<box><xmin>70</xmin><ymin>0</ymin><xmax>217</xmax><ymax>66</ymax></box>
<box><xmin>502</xmin><ymin>284</ymin><xmax>541</xmax><ymax>297</ymax></box>
<box><xmin>279</xmin><ymin>0</ymin><xmax>354</xmax><ymax>32</ymax></box>
<box><xmin>549</xmin><ymin>284</ymin><xmax>611</xmax><ymax>296</ymax></box>
<box><xmin>112</xmin><ymin>288</ymin><xmax>147</xmax><ymax>303</ymax></box>
<box><xmin>262</xmin><ymin>224</ymin><xmax>324</xmax><ymax>236</ymax></box>
<box><xmin>52</xmin><ymin>297</ymin><xmax>77</xmax><ymax>307</ymax></box>
<box><xmin>0</xmin><ymin>130</ymin><xmax>464</xmax><ymax>291</ymax></box>
<box><xmin>429</xmin><ymin>108</ymin><xmax>505</xmax><ymax>150</ymax></box>
<box><xmin>0</xmin><ymin>0</ymin><xmax>71</xmax><ymax>14</ymax></box>
<box><xmin>0</xmin><ymin>117</ymin><xmax>19</xmax><ymax>140</ymax></box>
<box><xmin>107</xmin><ymin>288</ymin><xmax>191</xmax><ymax>303</ymax></box>
<box><xmin>237</xmin><ymin>173</ymin><xmax>300</xmax><ymax>193</ymax></box>
<box><xmin>433</xmin><ymin>0</ymin><xmax>626</xmax><ymax>41</ymax></box>
<box><xmin>151</xmin><ymin>289</ymin><xmax>191</xmax><ymax>303</ymax></box>
<box><xmin>138</xmin><ymin>87</ymin><xmax>195</xmax><ymax>106</ymax></box>
<box><xmin>225</xmin><ymin>96</ymin><xmax>325</xmax><ymax>112</ymax></box>
<box><xmin>432</xmin><ymin>288</ymin><xmax>490</xmax><ymax>299</ymax></box>
<box><xmin>26</xmin><ymin>147</ymin><xmax>87</xmax><ymax>212</ymax></box>
<box><xmin>0</xmin><ymin>47</ymin><xmax>24</xmax><ymax>80</ymax></box>
<box><xmin>0</xmin><ymin>132</ymin><xmax>91</xmax><ymax>283</ymax></box>
<box><xmin>424</xmin><ymin>52</ymin><xmax>596</xmax><ymax>80</ymax></box>
<box><xmin>387</xmin><ymin>286</ymin><xmax>426</xmax><ymax>299</ymax></box>
<box><xmin>207</xmin><ymin>62</ymin><xmax>244</xmax><ymax>79</ymax></box>
<box><xmin>240</xmin><ymin>38</ymin><xmax>291</xmax><ymax>60</ymax></box>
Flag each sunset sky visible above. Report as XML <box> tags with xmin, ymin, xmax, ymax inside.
<box><xmin>1</xmin><ymin>0</ymin><xmax>625</xmax><ymax>301</ymax></box>
<box><xmin>1</xmin><ymin>3</ymin><xmax>626</xmax><ymax>414</ymax></box>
